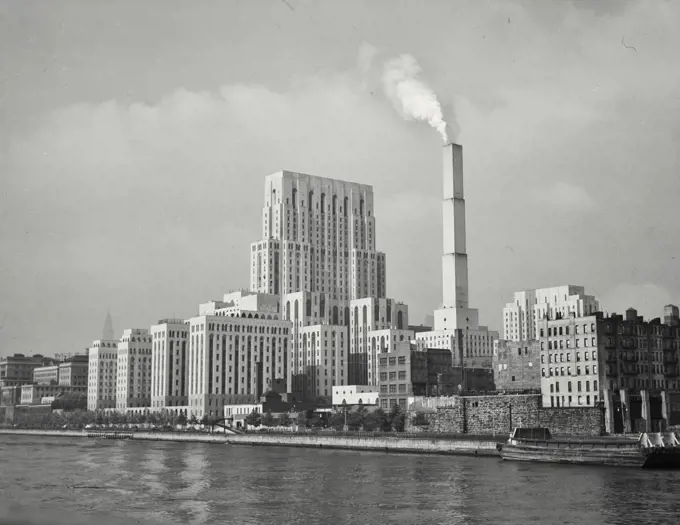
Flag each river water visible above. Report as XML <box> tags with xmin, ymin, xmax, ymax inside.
<box><xmin>0</xmin><ymin>435</ymin><xmax>678</xmax><ymax>525</ymax></box>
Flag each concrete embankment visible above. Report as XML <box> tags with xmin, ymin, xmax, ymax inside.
<box><xmin>0</xmin><ymin>428</ymin><xmax>231</xmax><ymax>443</ymax></box>
<box><xmin>0</xmin><ymin>429</ymin><xmax>501</xmax><ymax>456</ymax></box>
<box><xmin>228</xmin><ymin>433</ymin><xmax>500</xmax><ymax>457</ymax></box>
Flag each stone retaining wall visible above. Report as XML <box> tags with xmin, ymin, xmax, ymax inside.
<box><xmin>228</xmin><ymin>433</ymin><xmax>499</xmax><ymax>456</ymax></box>
<box><xmin>410</xmin><ymin>394</ymin><xmax>604</xmax><ymax>436</ymax></box>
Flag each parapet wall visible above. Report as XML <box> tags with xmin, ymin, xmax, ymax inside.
<box><xmin>409</xmin><ymin>394</ymin><xmax>603</xmax><ymax>436</ymax></box>
<box><xmin>227</xmin><ymin>433</ymin><xmax>498</xmax><ymax>456</ymax></box>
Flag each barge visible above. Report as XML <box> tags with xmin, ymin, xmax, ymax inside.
<box><xmin>497</xmin><ymin>427</ymin><xmax>680</xmax><ymax>469</ymax></box>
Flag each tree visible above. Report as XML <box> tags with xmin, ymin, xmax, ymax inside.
<box><xmin>177</xmin><ymin>413</ymin><xmax>187</xmax><ymax>427</ymax></box>
<box><xmin>389</xmin><ymin>405</ymin><xmax>405</xmax><ymax>432</ymax></box>
<box><xmin>261</xmin><ymin>411</ymin><xmax>275</xmax><ymax>427</ymax></box>
<box><xmin>201</xmin><ymin>414</ymin><xmax>210</xmax><ymax>426</ymax></box>
<box><xmin>329</xmin><ymin>412</ymin><xmax>345</xmax><ymax>431</ymax></box>
<box><xmin>244</xmin><ymin>410</ymin><xmax>261</xmax><ymax>427</ymax></box>
<box><xmin>412</xmin><ymin>411</ymin><xmax>430</xmax><ymax>427</ymax></box>
<box><xmin>277</xmin><ymin>413</ymin><xmax>292</xmax><ymax>427</ymax></box>
<box><xmin>310</xmin><ymin>414</ymin><xmax>324</xmax><ymax>428</ymax></box>
<box><xmin>364</xmin><ymin>409</ymin><xmax>388</xmax><ymax>432</ymax></box>
<box><xmin>189</xmin><ymin>414</ymin><xmax>198</xmax><ymax>426</ymax></box>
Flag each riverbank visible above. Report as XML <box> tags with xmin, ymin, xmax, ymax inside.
<box><xmin>0</xmin><ymin>428</ymin><xmax>231</xmax><ymax>443</ymax></box>
<box><xmin>0</xmin><ymin>428</ymin><xmax>501</xmax><ymax>456</ymax></box>
<box><xmin>227</xmin><ymin>433</ymin><xmax>500</xmax><ymax>456</ymax></box>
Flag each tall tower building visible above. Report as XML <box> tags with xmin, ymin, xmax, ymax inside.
<box><xmin>250</xmin><ymin>170</ymin><xmax>386</xmax><ymax>300</ymax></box>
<box><xmin>415</xmin><ymin>144</ymin><xmax>498</xmax><ymax>370</ymax></box>
<box><xmin>102</xmin><ymin>311</ymin><xmax>114</xmax><ymax>341</ymax></box>
<box><xmin>250</xmin><ymin>170</ymin><xmax>408</xmax><ymax>399</ymax></box>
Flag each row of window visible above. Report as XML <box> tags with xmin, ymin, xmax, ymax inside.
<box><xmin>542</xmin><ymin>365</ymin><xmax>597</xmax><ymax>377</ymax></box>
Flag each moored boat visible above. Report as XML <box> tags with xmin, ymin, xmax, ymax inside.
<box><xmin>497</xmin><ymin>427</ymin><xmax>680</xmax><ymax>469</ymax></box>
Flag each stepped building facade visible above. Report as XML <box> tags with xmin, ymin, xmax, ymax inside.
<box><xmin>249</xmin><ymin>171</ymin><xmax>409</xmax><ymax>400</ymax></box>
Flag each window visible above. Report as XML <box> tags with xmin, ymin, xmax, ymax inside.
<box><xmin>577</xmin><ymin>381</ymin><xmax>582</xmax><ymax>392</ymax></box>
<box><xmin>397</xmin><ymin>356</ymin><xmax>406</xmax><ymax>365</ymax></box>
<box><xmin>398</xmin><ymin>371</ymin><xmax>406</xmax><ymax>380</ymax></box>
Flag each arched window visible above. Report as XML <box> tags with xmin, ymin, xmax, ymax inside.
<box><xmin>294</xmin><ymin>300</ymin><xmax>299</xmax><ymax>321</ymax></box>
<box><xmin>306</xmin><ymin>298</ymin><xmax>312</xmax><ymax>317</ymax></box>
<box><xmin>286</xmin><ymin>301</ymin><xmax>291</xmax><ymax>320</ymax></box>
<box><xmin>362</xmin><ymin>305</ymin><xmax>367</xmax><ymax>325</ymax></box>
<box><xmin>354</xmin><ymin>306</ymin><xmax>359</xmax><ymax>326</ymax></box>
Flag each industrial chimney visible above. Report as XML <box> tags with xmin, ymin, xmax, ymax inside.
<box><xmin>441</xmin><ymin>143</ymin><xmax>469</xmax><ymax>313</ymax></box>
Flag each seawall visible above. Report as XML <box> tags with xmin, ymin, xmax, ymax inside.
<box><xmin>0</xmin><ymin>429</ymin><xmax>500</xmax><ymax>456</ymax></box>
<box><xmin>0</xmin><ymin>429</ymin><xmax>230</xmax><ymax>443</ymax></box>
<box><xmin>227</xmin><ymin>434</ymin><xmax>500</xmax><ymax>456</ymax></box>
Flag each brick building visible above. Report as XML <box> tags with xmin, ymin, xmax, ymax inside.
<box><xmin>493</xmin><ymin>340</ymin><xmax>541</xmax><ymax>391</ymax></box>
<box><xmin>377</xmin><ymin>342</ymin><xmax>457</xmax><ymax>410</ymax></box>
<box><xmin>539</xmin><ymin>306</ymin><xmax>680</xmax><ymax>433</ymax></box>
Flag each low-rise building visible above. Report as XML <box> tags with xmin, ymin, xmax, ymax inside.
<box><xmin>1</xmin><ymin>354</ymin><xmax>55</xmax><ymax>388</ymax></box>
<box><xmin>58</xmin><ymin>355</ymin><xmax>88</xmax><ymax>389</ymax></box>
<box><xmin>493</xmin><ymin>340</ymin><xmax>541</xmax><ymax>391</ymax></box>
<box><xmin>377</xmin><ymin>342</ymin><xmax>457</xmax><ymax>410</ymax></box>
<box><xmin>331</xmin><ymin>385</ymin><xmax>379</xmax><ymax>407</ymax></box>
<box><xmin>20</xmin><ymin>384</ymin><xmax>78</xmax><ymax>405</ymax></box>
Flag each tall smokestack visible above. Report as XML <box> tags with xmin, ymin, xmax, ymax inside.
<box><xmin>441</xmin><ymin>143</ymin><xmax>469</xmax><ymax>311</ymax></box>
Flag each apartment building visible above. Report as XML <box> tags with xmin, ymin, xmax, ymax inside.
<box><xmin>87</xmin><ymin>339</ymin><xmax>118</xmax><ymax>410</ymax></box>
<box><xmin>115</xmin><ymin>329</ymin><xmax>152</xmax><ymax>410</ymax></box>
<box><xmin>150</xmin><ymin>318</ymin><xmax>189</xmax><ymax>410</ymax></box>
<box><xmin>503</xmin><ymin>285</ymin><xmax>599</xmax><ymax>341</ymax></box>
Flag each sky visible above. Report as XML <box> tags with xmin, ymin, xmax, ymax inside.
<box><xmin>1</xmin><ymin>0</ymin><xmax>679</xmax><ymax>357</ymax></box>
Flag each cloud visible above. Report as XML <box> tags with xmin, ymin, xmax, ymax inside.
<box><xmin>0</xmin><ymin>0</ymin><xmax>679</xmax><ymax>356</ymax></box>
<box><xmin>357</xmin><ymin>41</ymin><xmax>378</xmax><ymax>72</ymax></box>
<box><xmin>536</xmin><ymin>182</ymin><xmax>596</xmax><ymax>212</ymax></box>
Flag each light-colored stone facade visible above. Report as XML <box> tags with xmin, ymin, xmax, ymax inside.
<box><xmin>186</xmin><ymin>313</ymin><xmax>292</xmax><ymax>420</ymax></box>
<box><xmin>150</xmin><ymin>319</ymin><xmax>189</xmax><ymax>410</ymax></box>
<box><xmin>115</xmin><ymin>329</ymin><xmax>152</xmax><ymax>410</ymax></box>
<box><xmin>503</xmin><ymin>285</ymin><xmax>599</xmax><ymax>342</ymax></box>
<box><xmin>87</xmin><ymin>340</ymin><xmax>118</xmax><ymax>411</ymax></box>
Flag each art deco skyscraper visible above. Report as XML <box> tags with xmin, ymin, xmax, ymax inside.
<box><xmin>250</xmin><ymin>170</ymin><xmax>386</xmax><ymax>301</ymax></box>
<box><xmin>250</xmin><ymin>170</ymin><xmax>409</xmax><ymax>399</ymax></box>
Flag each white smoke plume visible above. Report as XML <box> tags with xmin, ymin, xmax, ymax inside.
<box><xmin>382</xmin><ymin>54</ymin><xmax>448</xmax><ymax>143</ymax></box>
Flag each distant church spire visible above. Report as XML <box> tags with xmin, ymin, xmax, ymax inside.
<box><xmin>103</xmin><ymin>310</ymin><xmax>114</xmax><ymax>340</ymax></box>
